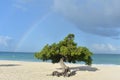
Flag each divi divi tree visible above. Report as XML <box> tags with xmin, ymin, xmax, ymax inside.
<box><xmin>35</xmin><ymin>34</ymin><xmax>93</xmax><ymax>74</ymax></box>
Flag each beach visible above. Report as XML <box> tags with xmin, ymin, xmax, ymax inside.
<box><xmin>0</xmin><ymin>60</ymin><xmax>120</xmax><ymax>80</ymax></box>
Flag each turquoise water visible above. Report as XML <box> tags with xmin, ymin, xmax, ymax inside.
<box><xmin>92</xmin><ymin>54</ymin><xmax>120</xmax><ymax>65</ymax></box>
<box><xmin>0</xmin><ymin>52</ymin><xmax>39</xmax><ymax>62</ymax></box>
<box><xmin>0</xmin><ymin>52</ymin><xmax>120</xmax><ymax>65</ymax></box>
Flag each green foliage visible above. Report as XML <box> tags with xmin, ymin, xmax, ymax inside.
<box><xmin>35</xmin><ymin>34</ymin><xmax>93</xmax><ymax>65</ymax></box>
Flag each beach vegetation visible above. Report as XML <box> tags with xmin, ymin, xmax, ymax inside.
<box><xmin>35</xmin><ymin>33</ymin><xmax>93</xmax><ymax>77</ymax></box>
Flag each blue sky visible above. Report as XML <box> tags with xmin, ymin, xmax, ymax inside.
<box><xmin>0</xmin><ymin>0</ymin><xmax>120</xmax><ymax>53</ymax></box>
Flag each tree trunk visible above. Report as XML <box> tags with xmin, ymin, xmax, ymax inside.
<box><xmin>59</xmin><ymin>57</ymin><xmax>71</xmax><ymax>77</ymax></box>
<box><xmin>51</xmin><ymin>58</ymin><xmax>71</xmax><ymax>77</ymax></box>
<box><xmin>59</xmin><ymin>57</ymin><xmax>69</xmax><ymax>72</ymax></box>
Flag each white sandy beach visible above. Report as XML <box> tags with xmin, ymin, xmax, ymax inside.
<box><xmin>0</xmin><ymin>60</ymin><xmax>120</xmax><ymax>80</ymax></box>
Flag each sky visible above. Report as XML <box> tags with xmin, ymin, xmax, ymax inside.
<box><xmin>0</xmin><ymin>0</ymin><xmax>120</xmax><ymax>54</ymax></box>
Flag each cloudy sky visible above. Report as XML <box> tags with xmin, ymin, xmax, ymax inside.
<box><xmin>0</xmin><ymin>0</ymin><xmax>120</xmax><ymax>53</ymax></box>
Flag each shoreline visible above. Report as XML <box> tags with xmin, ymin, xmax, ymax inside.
<box><xmin>0</xmin><ymin>60</ymin><xmax>120</xmax><ymax>66</ymax></box>
<box><xmin>0</xmin><ymin>60</ymin><xmax>120</xmax><ymax>80</ymax></box>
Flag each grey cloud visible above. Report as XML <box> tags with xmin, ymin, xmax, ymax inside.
<box><xmin>54</xmin><ymin>0</ymin><xmax>120</xmax><ymax>38</ymax></box>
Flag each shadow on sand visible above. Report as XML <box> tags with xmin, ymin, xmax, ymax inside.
<box><xmin>0</xmin><ymin>64</ymin><xmax>21</xmax><ymax>67</ymax></box>
<box><xmin>69</xmin><ymin>66</ymin><xmax>98</xmax><ymax>71</ymax></box>
<box><xmin>57</xmin><ymin>66</ymin><xmax>98</xmax><ymax>72</ymax></box>
<box><xmin>56</xmin><ymin>66</ymin><xmax>99</xmax><ymax>77</ymax></box>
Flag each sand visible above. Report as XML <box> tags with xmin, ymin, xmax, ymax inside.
<box><xmin>0</xmin><ymin>60</ymin><xmax>120</xmax><ymax>80</ymax></box>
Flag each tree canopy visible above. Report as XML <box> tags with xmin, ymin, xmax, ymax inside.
<box><xmin>35</xmin><ymin>34</ymin><xmax>93</xmax><ymax>65</ymax></box>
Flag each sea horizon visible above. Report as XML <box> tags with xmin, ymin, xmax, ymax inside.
<box><xmin>0</xmin><ymin>52</ymin><xmax>120</xmax><ymax>65</ymax></box>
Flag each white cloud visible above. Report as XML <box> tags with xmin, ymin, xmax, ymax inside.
<box><xmin>0</xmin><ymin>36</ymin><xmax>12</xmax><ymax>47</ymax></box>
<box><xmin>14</xmin><ymin>0</ymin><xmax>33</xmax><ymax>4</ymax></box>
<box><xmin>53</xmin><ymin>0</ymin><xmax>120</xmax><ymax>39</ymax></box>
<box><xmin>12</xmin><ymin>0</ymin><xmax>34</xmax><ymax>11</ymax></box>
<box><xmin>91</xmin><ymin>43</ymin><xmax>120</xmax><ymax>53</ymax></box>
<box><xmin>13</xmin><ymin>4</ymin><xmax>27</xmax><ymax>11</ymax></box>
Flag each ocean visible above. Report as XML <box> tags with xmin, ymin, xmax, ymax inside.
<box><xmin>0</xmin><ymin>52</ymin><xmax>120</xmax><ymax>65</ymax></box>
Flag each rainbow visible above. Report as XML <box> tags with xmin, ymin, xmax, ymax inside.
<box><xmin>14</xmin><ymin>11</ymin><xmax>53</xmax><ymax>52</ymax></box>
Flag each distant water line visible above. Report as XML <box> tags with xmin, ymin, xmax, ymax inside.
<box><xmin>0</xmin><ymin>52</ymin><xmax>120</xmax><ymax>65</ymax></box>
